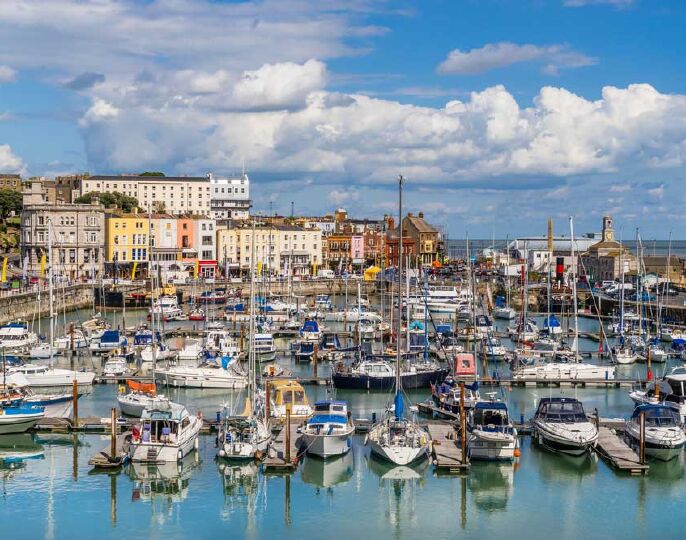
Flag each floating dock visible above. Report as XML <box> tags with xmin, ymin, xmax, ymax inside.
<box><xmin>426</xmin><ymin>421</ymin><xmax>469</xmax><ymax>473</ymax></box>
<box><xmin>594</xmin><ymin>426</ymin><xmax>649</xmax><ymax>474</ymax></box>
<box><xmin>263</xmin><ymin>422</ymin><xmax>303</xmax><ymax>473</ymax></box>
<box><xmin>88</xmin><ymin>431</ymin><xmax>131</xmax><ymax>468</ymax></box>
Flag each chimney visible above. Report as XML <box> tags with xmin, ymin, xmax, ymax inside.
<box><xmin>387</xmin><ymin>216</ymin><xmax>395</xmax><ymax>231</ymax></box>
<box><xmin>407</xmin><ymin>212</ymin><xmax>413</xmax><ymax>217</ymax></box>
<box><xmin>418</xmin><ymin>211</ymin><xmax>424</xmax><ymax>219</ymax></box>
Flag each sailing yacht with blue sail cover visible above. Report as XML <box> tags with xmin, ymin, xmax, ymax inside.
<box><xmin>301</xmin><ymin>401</ymin><xmax>355</xmax><ymax>458</ymax></box>
<box><xmin>367</xmin><ymin>175</ymin><xmax>430</xmax><ymax>467</ymax></box>
<box><xmin>0</xmin><ymin>404</ymin><xmax>45</xmax><ymax>434</ymax></box>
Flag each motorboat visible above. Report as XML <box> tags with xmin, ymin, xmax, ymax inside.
<box><xmin>205</xmin><ymin>329</ymin><xmax>240</xmax><ymax>358</ymax></box>
<box><xmin>127</xmin><ymin>401</ymin><xmax>201</xmax><ymax>463</ymax></box>
<box><xmin>154</xmin><ymin>357</ymin><xmax>248</xmax><ymax>389</ymax></box>
<box><xmin>7</xmin><ymin>364</ymin><xmax>95</xmax><ymax>392</ymax></box>
<box><xmin>150</xmin><ymin>295</ymin><xmax>183</xmax><ymax>319</ymax></box>
<box><xmin>188</xmin><ymin>308</ymin><xmax>205</xmax><ymax>321</ymax></box>
<box><xmin>468</xmin><ymin>399</ymin><xmax>518</xmax><ymax>461</ymax></box>
<box><xmin>293</xmin><ymin>341</ymin><xmax>316</xmax><ymax>363</ymax></box>
<box><xmin>629</xmin><ymin>367</ymin><xmax>686</xmax><ymax>423</ymax></box>
<box><xmin>194</xmin><ymin>290</ymin><xmax>227</xmax><ymax>304</ymax></box>
<box><xmin>140</xmin><ymin>343</ymin><xmax>178</xmax><ymax>363</ymax></box>
<box><xmin>300</xmin><ymin>401</ymin><xmax>354</xmax><ymax>458</ymax></box>
<box><xmin>332</xmin><ymin>358</ymin><xmax>449</xmax><ymax>390</ymax></box>
<box><xmin>485</xmin><ymin>337</ymin><xmax>508</xmax><ymax>360</ymax></box>
<box><xmin>28</xmin><ymin>342</ymin><xmax>57</xmax><ymax>360</ymax></box>
<box><xmin>431</xmin><ymin>378</ymin><xmax>480</xmax><ymax>413</ymax></box>
<box><xmin>53</xmin><ymin>329</ymin><xmax>89</xmax><ymax>351</ymax></box>
<box><xmin>102</xmin><ymin>356</ymin><xmax>130</xmax><ymax>379</ymax></box>
<box><xmin>625</xmin><ymin>404</ymin><xmax>686</xmax><ymax>461</ymax></box>
<box><xmin>0</xmin><ymin>322</ymin><xmax>38</xmax><ymax>353</ymax></box>
<box><xmin>254</xmin><ymin>333</ymin><xmax>276</xmax><ymax>363</ymax></box>
<box><xmin>268</xmin><ymin>380</ymin><xmax>313</xmax><ymax>420</ymax></box>
<box><xmin>511</xmin><ymin>356</ymin><xmax>615</xmax><ymax>381</ymax></box>
<box><xmin>0</xmin><ymin>404</ymin><xmax>45</xmax><ymax>434</ymax></box>
<box><xmin>532</xmin><ymin>397</ymin><xmax>598</xmax><ymax>456</ymax></box>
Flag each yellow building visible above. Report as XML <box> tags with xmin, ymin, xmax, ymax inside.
<box><xmin>105</xmin><ymin>213</ymin><xmax>150</xmax><ymax>263</ymax></box>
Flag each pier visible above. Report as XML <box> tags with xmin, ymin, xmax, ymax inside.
<box><xmin>594</xmin><ymin>426</ymin><xmax>649</xmax><ymax>474</ymax></box>
<box><xmin>263</xmin><ymin>421</ymin><xmax>303</xmax><ymax>473</ymax></box>
<box><xmin>426</xmin><ymin>421</ymin><xmax>469</xmax><ymax>473</ymax></box>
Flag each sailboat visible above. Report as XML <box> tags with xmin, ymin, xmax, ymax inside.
<box><xmin>217</xmin><ymin>218</ymin><xmax>271</xmax><ymax>460</ymax></box>
<box><xmin>512</xmin><ymin>217</ymin><xmax>616</xmax><ymax>381</ymax></box>
<box><xmin>493</xmin><ymin>238</ymin><xmax>516</xmax><ymax>320</ymax></box>
<box><xmin>29</xmin><ymin>220</ymin><xmax>56</xmax><ymax>359</ymax></box>
<box><xmin>368</xmin><ymin>175</ymin><xmax>430</xmax><ymax>466</ymax></box>
<box><xmin>613</xmin><ymin>237</ymin><xmax>638</xmax><ymax>365</ymax></box>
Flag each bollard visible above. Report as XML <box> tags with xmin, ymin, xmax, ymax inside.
<box><xmin>72</xmin><ymin>379</ymin><xmax>79</xmax><ymax>428</ymax></box>
<box><xmin>285</xmin><ymin>406</ymin><xmax>292</xmax><ymax>463</ymax></box>
<box><xmin>110</xmin><ymin>407</ymin><xmax>117</xmax><ymax>459</ymax></box>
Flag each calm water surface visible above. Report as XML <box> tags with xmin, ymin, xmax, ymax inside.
<box><xmin>3</xmin><ymin>306</ymin><xmax>685</xmax><ymax>538</ymax></box>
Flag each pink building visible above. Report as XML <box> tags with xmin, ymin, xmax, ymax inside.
<box><xmin>351</xmin><ymin>235</ymin><xmax>364</xmax><ymax>264</ymax></box>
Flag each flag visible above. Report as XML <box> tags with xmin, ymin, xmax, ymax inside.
<box><xmin>131</xmin><ymin>261</ymin><xmax>138</xmax><ymax>280</ymax></box>
<box><xmin>22</xmin><ymin>254</ymin><xmax>28</xmax><ymax>281</ymax></box>
<box><xmin>312</xmin><ymin>262</ymin><xmax>317</xmax><ymax>276</ymax></box>
<box><xmin>39</xmin><ymin>254</ymin><xmax>47</xmax><ymax>278</ymax></box>
<box><xmin>194</xmin><ymin>259</ymin><xmax>199</xmax><ymax>279</ymax></box>
<box><xmin>0</xmin><ymin>257</ymin><xmax>6</xmax><ymax>282</ymax></box>
<box><xmin>257</xmin><ymin>261</ymin><xmax>263</xmax><ymax>276</ymax></box>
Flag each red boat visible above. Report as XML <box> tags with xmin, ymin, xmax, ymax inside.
<box><xmin>188</xmin><ymin>308</ymin><xmax>205</xmax><ymax>321</ymax></box>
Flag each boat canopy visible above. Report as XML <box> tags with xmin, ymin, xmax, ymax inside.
<box><xmin>474</xmin><ymin>401</ymin><xmax>508</xmax><ymax>411</ymax></box>
<box><xmin>535</xmin><ymin>397</ymin><xmax>587</xmax><ymax>422</ymax></box>
<box><xmin>99</xmin><ymin>330</ymin><xmax>120</xmax><ymax>344</ymax></box>
<box><xmin>301</xmin><ymin>320</ymin><xmax>320</xmax><ymax>334</ymax></box>
<box><xmin>307</xmin><ymin>414</ymin><xmax>347</xmax><ymax>425</ymax></box>
<box><xmin>631</xmin><ymin>404</ymin><xmax>679</xmax><ymax>424</ymax></box>
<box><xmin>544</xmin><ymin>314</ymin><xmax>561</xmax><ymax>328</ymax></box>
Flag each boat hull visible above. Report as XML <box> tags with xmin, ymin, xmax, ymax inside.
<box><xmin>301</xmin><ymin>428</ymin><xmax>354</xmax><ymax>458</ymax></box>
<box><xmin>369</xmin><ymin>439</ymin><xmax>428</xmax><ymax>466</ymax></box>
<box><xmin>533</xmin><ymin>422</ymin><xmax>596</xmax><ymax>456</ymax></box>
<box><xmin>0</xmin><ymin>415</ymin><xmax>42</xmax><ymax>434</ymax></box>
<box><xmin>154</xmin><ymin>370</ymin><xmax>248</xmax><ymax>389</ymax></box>
<box><xmin>332</xmin><ymin>367</ymin><xmax>449</xmax><ymax>390</ymax></box>
<box><xmin>468</xmin><ymin>431</ymin><xmax>517</xmax><ymax>461</ymax></box>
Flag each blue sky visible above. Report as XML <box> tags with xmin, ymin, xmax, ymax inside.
<box><xmin>0</xmin><ymin>0</ymin><xmax>685</xmax><ymax>238</ymax></box>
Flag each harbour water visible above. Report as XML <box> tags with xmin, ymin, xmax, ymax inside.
<box><xmin>1</xmin><ymin>307</ymin><xmax>685</xmax><ymax>538</ymax></box>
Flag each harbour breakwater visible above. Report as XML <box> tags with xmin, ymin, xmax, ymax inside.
<box><xmin>0</xmin><ymin>284</ymin><xmax>95</xmax><ymax>326</ymax></box>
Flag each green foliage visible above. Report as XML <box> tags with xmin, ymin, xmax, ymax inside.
<box><xmin>0</xmin><ymin>188</ymin><xmax>22</xmax><ymax>221</ymax></box>
<box><xmin>139</xmin><ymin>171</ymin><xmax>165</xmax><ymax>176</ymax></box>
<box><xmin>75</xmin><ymin>191</ymin><xmax>139</xmax><ymax>212</ymax></box>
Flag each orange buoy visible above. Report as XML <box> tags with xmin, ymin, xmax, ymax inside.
<box><xmin>647</xmin><ymin>369</ymin><xmax>653</xmax><ymax>381</ymax></box>
<box><xmin>514</xmin><ymin>448</ymin><xmax>521</xmax><ymax>458</ymax></box>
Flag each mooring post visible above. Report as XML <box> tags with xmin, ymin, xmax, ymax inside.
<box><xmin>72</xmin><ymin>379</ymin><xmax>79</xmax><ymax>428</ymax></box>
<box><xmin>285</xmin><ymin>406</ymin><xmax>292</xmax><ymax>463</ymax></box>
<box><xmin>460</xmin><ymin>382</ymin><xmax>467</xmax><ymax>464</ymax></box>
<box><xmin>110</xmin><ymin>407</ymin><xmax>117</xmax><ymax>459</ymax></box>
<box><xmin>313</xmin><ymin>343</ymin><xmax>318</xmax><ymax>379</ymax></box>
<box><xmin>639</xmin><ymin>410</ymin><xmax>646</xmax><ymax>465</ymax></box>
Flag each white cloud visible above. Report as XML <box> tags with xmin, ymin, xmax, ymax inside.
<box><xmin>437</xmin><ymin>42</ymin><xmax>595</xmax><ymax>75</ymax></box>
<box><xmin>328</xmin><ymin>189</ymin><xmax>359</xmax><ymax>205</ymax></box>
<box><xmin>610</xmin><ymin>184</ymin><xmax>632</xmax><ymax>192</ymax></box>
<box><xmin>0</xmin><ymin>65</ymin><xmax>15</xmax><ymax>83</ymax></box>
<box><xmin>232</xmin><ymin>59</ymin><xmax>326</xmax><ymax>111</ymax></box>
<box><xmin>0</xmin><ymin>144</ymin><xmax>26</xmax><ymax>173</ymax></box>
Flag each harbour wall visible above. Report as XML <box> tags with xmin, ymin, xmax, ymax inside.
<box><xmin>0</xmin><ymin>284</ymin><xmax>95</xmax><ymax>326</ymax></box>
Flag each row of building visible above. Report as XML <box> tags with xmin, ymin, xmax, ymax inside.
<box><xmin>17</xmin><ymin>175</ymin><xmax>443</xmax><ymax>280</ymax></box>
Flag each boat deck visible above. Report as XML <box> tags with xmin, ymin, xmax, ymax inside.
<box><xmin>263</xmin><ymin>421</ymin><xmax>303</xmax><ymax>473</ymax></box>
<box><xmin>426</xmin><ymin>421</ymin><xmax>469</xmax><ymax>473</ymax></box>
<box><xmin>594</xmin><ymin>426</ymin><xmax>649</xmax><ymax>474</ymax></box>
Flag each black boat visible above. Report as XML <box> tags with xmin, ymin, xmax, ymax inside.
<box><xmin>331</xmin><ymin>358</ymin><xmax>449</xmax><ymax>390</ymax></box>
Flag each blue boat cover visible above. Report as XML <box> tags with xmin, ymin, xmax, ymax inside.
<box><xmin>474</xmin><ymin>401</ymin><xmax>507</xmax><ymax>411</ymax></box>
<box><xmin>307</xmin><ymin>414</ymin><xmax>347</xmax><ymax>425</ymax></box>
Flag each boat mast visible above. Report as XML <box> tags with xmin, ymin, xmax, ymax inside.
<box><xmin>147</xmin><ymin>210</ymin><xmax>157</xmax><ymax>378</ymax></box>
<box><xmin>395</xmin><ymin>175</ymin><xmax>404</xmax><ymax>418</ymax></box>
<box><xmin>249</xmin><ymin>218</ymin><xmax>257</xmax><ymax>410</ymax></box>
<box><xmin>569</xmin><ymin>216</ymin><xmax>579</xmax><ymax>362</ymax></box>
<box><xmin>48</xmin><ymin>218</ymin><xmax>54</xmax><ymax>354</ymax></box>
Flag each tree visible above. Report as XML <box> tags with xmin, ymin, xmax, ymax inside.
<box><xmin>75</xmin><ymin>191</ymin><xmax>139</xmax><ymax>212</ymax></box>
<box><xmin>152</xmin><ymin>200</ymin><xmax>166</xmax><ymax>213</ymax></box>
<box><xmin>0</xmin><ymin>188</ymin><xmax>22</xmax><ymax>222</ymax></box>
<box><xmin>139</xmin><ymin>171</ymin><xmax>165</xmax><ymax>177</ymax></box>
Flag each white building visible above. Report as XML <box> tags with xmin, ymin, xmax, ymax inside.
<box><xmin>83</xmin><ymin>174</ymin><xmax>211</xmax><ymax>216</ymax></box>
<box><xmin>216</xmin><ymin>224</ymin><xmax>322</xmax><ymax>276</ymax></box>
<box><xmin>209</xmin><ymin>173</ymin><xmax>251</xmax><ymax>219</ymax></box>
<box><xmin>194</xmin><ymin>219</ymin><xmax>217</xmax><ymax>262</ymax></box>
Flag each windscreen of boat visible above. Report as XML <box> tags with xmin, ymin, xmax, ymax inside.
<box><xmin>643</xmin><ymin>408</ymin><xmax>679</xmax><ymax>427</ymax></box>
<box><xmin>540</xmin><ymin>401</ymin><xmax>586</xmax><ymax>422</ymax></box>
<box><xmin>667</xmin><ymin>379</ymin><xmax>686</xmax><ymax>397</ymax></box>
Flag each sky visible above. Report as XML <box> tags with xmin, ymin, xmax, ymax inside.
<box><xmin>0</xmin><ymin>0</ymin><xmax>685</xmax><ymax>238</ymax></box>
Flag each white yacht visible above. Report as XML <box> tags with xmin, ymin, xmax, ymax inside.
<box><xmin>102</xmin><ymin>356</ymin><xmax>130</xmax><ymax>378</ymax></box>
<box><xmin>217</xmin><ymin>414</ymin><xmax>271</xmax><ymax>460</ymax></box>
<box><xmin>127</xmin><ymin>401</ymin><xmax>201</xmax><ymax>463</ymax></box>
<box><xmin>205</xmin><ymin>329</ymin><xmax>240</xmax><ymax>357</ymax></box>
<box><xmin>154</xmin><ymin>357</ymin><xmax>248</xmax><ymax>389</ymax></box>
<box><xmin>368</xmin><ymin>413</ymin><xmax>430</xmax><ymax>466</ymax></box>
<box><xmin>532</xmin><ymin>397</ymin><xmax>598</xmax><ymax>456</ymax></box>
<box><xmin>512</xmin><ymin>358</ymin><xmax>615</xmax><ymax>381</ymax></box>
<box><xmin>150</xmin><ymin>295</ymin><xmax>183</xmax><ymax>319</ymax></box>
<box><xmin>254</xmin><ymin>333</ymin><xmax>276</xmax><ymax>362</ymax></box>
<box><xmin>625</xmin><ymin>404</ymin><xmax>686</xmax><ymax>461</ymax></box>
<box><xmin>0</xmin><ymin>322</ymin><xmax>38</xmax><ymax>353</ymax></box>
<box><xmin>493</xmin><ymin>306</ymin><xmax>516</xmax><ymax>320</ymax></box>
<box><xmin>117</xmin><ymin>384</ymin><xmax>169</xmax><ymax>417</ymax></box>
<box><xmin>629</xmin><ymin>367</ymin><xmax>686</xmax><ymax>423</ymax></box>
<box><xmin>7</xmin><ymin>364</ymin><xmax>95</xmax><ymax>392</ymax></box>
<box><xmin>300</xmin><ymin>401</ymin><xmax>355</xmax><ymax>458</ymax></box>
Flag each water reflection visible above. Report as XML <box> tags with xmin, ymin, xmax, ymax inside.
<box><xmin>468</xmin><ymin>462</ymin><xmax>514</xmax><ymax>512</ymax></box>
<box><xmin>532</xmin><ymin>441</ymin><xmax>598</xmax><ymax>482</ymax></box>
<box><xmin>0</xmin><ymin>434</ymin><xmax>44</xmax><ymax>474</ymax></box>
<box><xmin>300</xmin><ymin>452</ymin><xmax>354</xmax><ymax>490</ymax></box>
<box><xmin>127</xmin><ymin>452</ymin><xmax>201</xmax><ymax>505</ymax></box>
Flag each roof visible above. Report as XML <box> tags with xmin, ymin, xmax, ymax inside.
<box><xmin>89</xmin><ymin>175</ymin><xmax>208</xmax><ymax>182</ymax></box>
<box><xmin>404</xmin><ymin>214</ymin><xmax>437</xmax><ymax>234</ymax></box>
